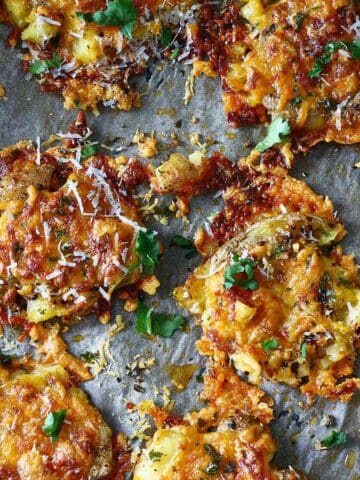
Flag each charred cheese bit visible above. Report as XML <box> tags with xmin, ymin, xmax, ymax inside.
<box><xmin>1</xmin><ymin>0</ymin><xmax>198</xmax><ymax>112</ymax></box>
<box><xmin>134</xmin><ymin>357</ymin><xmax>304</xmax><ymax>480</ymax></box>
<box><xmin>192</xmin><ymin>0</ymin><xmax>360</xmax><ymax>150</ymax></box>
<box><xmin>0</xmin><ymin>114</ymin><xmax>152</xmax><ymax>329</ymax></box>
<box><xmin>0</xmin><ymin>354</ymin><xmax>113</xmax><ymax>479</ymax></box>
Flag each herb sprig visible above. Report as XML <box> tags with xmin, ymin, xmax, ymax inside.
<box><xmin>136</xmin><ymin>300</ymin><xmax>185</xmax><ymax>337</ymax></box>
<box><xmin>224</xmin><ymin>254</ymin><xmax>259</xmax><ymax>291</ymax></box>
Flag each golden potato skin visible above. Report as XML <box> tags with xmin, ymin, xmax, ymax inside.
<box><xmin>192</xmin><ymin>0</ymin><xmax>360</xmax><ymax>150</ymax></box>
<box><xmin>0</xmin><ymin>114</ymin><xmax>148</xmax><ymax>329</ymax></box>
<box><xmin>0</xmin><ymin>327</ymin><xmax>113</xmax><ymax>480</ymax></box>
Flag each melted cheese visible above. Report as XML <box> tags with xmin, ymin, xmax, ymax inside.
<box><xmin>1</xmin><ymin>0</ymin><xmax>197</xmax><ymax>112</ymax></box>
<box><xmin>0</xmin><ymin>355</ymin><xmax>112</xmax><ymax>479</ymax></box>
<box><xmin>192</xmin><ymin>0</ymin><xmax>360</xmax><ymax>149</ymax></box>
<box><xmin>163</xmin><ymin>153</ymin><xmax>360</xmax><ymax>401</ymax></box>
<box><xmin>0</xmin><ymin>127</ymin><xmax>146</xmax><ymax>328</ymax></box>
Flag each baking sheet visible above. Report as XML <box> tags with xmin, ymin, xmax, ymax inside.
<box><xmin>0</xmin><ymin>22</ymin><xmax>359</xmax><ymax>479</ymax></box>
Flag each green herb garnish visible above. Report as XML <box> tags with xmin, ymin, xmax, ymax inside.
<box><xmin>160</xmin><ymin>27</ymin><xmax>172</xmax><ymax>47</ymax></box>
<box><xmin>77</xmin><ymin>0</ymin><xmax>137</xmax><ymax>39</ymax></box>
<box><xmin>290</xmin><ymin>96</ymin><xmax>304</xmax><ymax>107</ymax></box>
<box><xmin>294</xmin><ymin>12</ymin><xmax>306</xmax><ymax>30</ymax></box>
<box><xmin>255</xmin><ymin>117</ymin><xmax>291</xmax><ymax>153</ymax></box>
<box><xmin>270</xmin><ymin>243</ymin><xmax>287</xmax><ymax>258</ymax></box>
<box><xmin>30</xmin><ymin>52</ymin><xmax>62</xmax><ymax>74</ymax></box>
<box><xmin>42</xmin><ymin>409</ymin><xmax>67</xmax><ymax>442</ymax></box>
<box><xmin>203</xmin><ymin>443</ymin><xmax>222</xmax><ymax>476</ymax></box>
<box><xmin>318</xmin><ymin>271</ymin><xmax>335</xmax><ymax>312</ymax></box>
<box><xmin>223</xmin><ymin>254</ymin><xmax>258</xmax><ymax>291</ymax></box>
<box><xmin>262</xmin><ymin>339</ymin><xmax>280</xmax><ymax>351</ymax></box>
<box><xmin>136</xmin><ymin>300</ymin><xmax>185</xmax><ymax>337</ymax></box>
<box><xmin>149</xmin><ymin>450</ymin><xmax>164</xmax><ymax>461</ymax></box>
<box><xmin>81</xmin><ymin>144</ymin><xmax>99</xmax><ymax>158</ymax></box>
<box><xmin>309</xmin><ymin>41</ymin><xmax>360</xmax><ymax>78</ymax></box>
<box><xmin>300</xmin><ymin>343</ymin><xmax>307</xmax><ymax>358</ymax></box>
<box><xmin>80</xmin><ymin>351</ymin><xmax>99</xmax><ymax>362</ymax></box>
<box><xmin>320</xmin><ymin>430</ymin><xmax>347</xmax><ymax>449</ymax></box>
<box><xmin>135</xmin><ymin>230</ymin><xmax>160</xmax><ymax>275</ymax></box>
<box><xmin>0</xmin><ymin>352</ymin><xmax>17</xmax><ymax>364</ymax></box>
<box><xmin>170</xmin><ymin>235</ymin><xmax>198</xmax><ymax>259</ymax></box>
<box><xmin>171</xmin><ymin>48</ymin><xmax>180</xmax><ymax>59</ymax></box>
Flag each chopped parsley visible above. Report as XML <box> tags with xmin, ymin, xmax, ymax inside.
<box><xmin>320</xmin><ymin>430</ymin><xmax>347</xmax><ymax>449</ymax></box>
<box><xmin>149</xmin><ymin>450</ymin><xmax>164</xmax><ymax>461</ymax></box>
<box><xmin>294</xmin><ymin>12</ymin><xmax>306</xmax><ymax>30</ymax></box>
<box><xmin>318</xmin><ymin>272</ymin><xmax>335</xmax><ymax>313</ymax></box>
<box><xmin>171</xmin><ymin>48</ymin><xmax>180</xmax><ymax>59</ymax></box>
<box><xmin>30</xmin><ymin>52</ymin><xmax>62</xmax><ymax>75</ymax></box>
<box><xmin>80</xmin><ymin>351</ymin><xmax>99</xmax><ymax>362</ymax></box>
<box><xmin>300</xmin><ymin>343</ymin><xmax>307</xmax><ymax>358</ymax></box>
<box><xmin>160</xmin><ymin>27</ymin><xmax>172</xmax><ymax>47</ymax></box>
<box><xmin>290</xmin><ymin>96</ymin><xmax>304</xmax><ymax>107</ymax></box>
<box><xmin>223</xmin><ymin>254</ymin><xmax>258</xmax><ymax>291</ymax></box>
<box><xmin>135</xmin><ymin>230</ymin><xmax>160</xmax><ymax>275</ymax></box>
<box><xmin>309</xmin><ymin>41</ymin><xmax>360</xmax><ymax>78</ymax></box>
<box><xmin>270</xmin><ymin>243</ymin><xmax>287</xmax><ymax>258</ymax></box>
<box><xmin>42</xmin><ymin>409</ymin><xmax>67</xmax><ymax>442</ymax></box>
<box><xmin>170</xmin><ymin>235</ymin><xmax>198</xmax><ymax>259</ymax></box>
<box><xmin>77</xmin><ymin>0</ymin><xmax>137</xmax><ymax>39</ymax></box>
<box><xmin>81</xmin><ymin>144</ymin><xmax>99</xmax><ymax>158</ymax></box>
<box><xmin>255</xmin><ymin>117</ymin><xmax>291</xmax><ymax>153</ymax></box>
<box><xmin>136</xmin><ymin>300</ymin><xmax>185</xmax><ymax>337</ymax></box>
<box><xmin>262</xmin><ymin>339</ymin><xmax>280</xmax><ymax>351</ymax></box>
<box><xmin>0</xmin><ymin>352</ymin><xmax>17</xmax><ymax>364</ymax></box>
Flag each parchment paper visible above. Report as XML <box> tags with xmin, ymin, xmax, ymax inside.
<box><xmin>0</xmin><ymin>22</ymin><xmax>359</xmax><ymax>479</ymax></box>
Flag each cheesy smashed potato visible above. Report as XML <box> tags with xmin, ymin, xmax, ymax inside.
<box><xmin>0</xmin><ymin>327</ymin><xmax>114</xmax><ymax>480</ymax></box>
<box><xmin>169</xmin><ymin>154</ymin><xmax>360</xmax><ymax>401</ymax></box>
<box><xmin>134</xmin><ymin>355</ymin><xmax>305</xmax><ymax>480</ymax></box>
<box><xmin>192</xmin><ymin>0</ymin><xmax>360</xmax><ymax>150</ymax></box>
<box><xmin>1</xmin><ymin>0</ymin><xmax>197</xmax><ymax>112</ymax></box>
<box><xmin>0</xmin><ymin>114</ymin><xmax>149</xmax><ymax>329</ymax></box>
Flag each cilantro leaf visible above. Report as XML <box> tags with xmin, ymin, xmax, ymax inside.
<box><xmin>170</xmin><ymin>235</ymin><xmax>198</xmax><ymax>259</ymax></box>
<box><xmin>223</xmin><ymin>254</ymin><xmax>259</xmax><ymax>291</ymax></box>
<box><xmin>309</xmin><ymin>41</ymin><xmax>360</xmax><ymax>78</ymax></box>
<box><xmin>30</xmin><ymin>52</ymin><xmax>62</xmax><ymax>74</ymax></box>
<box><xmin>149</xmin><ymin>450</ymin><xmax>164</xmax><ymax>461</ymax></box>
<box><xmin>136</xmin><ymin>300</ymin><xmax>153</xmax><ymax>335</ymax></box>
<box><xmin>320</xmin><ymin>430</ymin><xmax>347</xmax><ymax>449</ymax></box>
<box><xmin>42</xmin><ymin>409</ymin><xmax>67</xmax><ymax>442</ymax></box>
<box><xmin>152</xmin><ymin>313</ymin><xmax>185</xmax><ymax>338</ymax></box>
<box><xmin>136</xmin><ymin>300</ymin><xmax>185</xmax><ymax>337</ymax></box>
<box><xmin>255</xmin><ymin>117</ymin><xmax>291</xmax><ymax>152</ymax></box>
<box><xmin>77</xmin><ymin>0</ymin><xmax>137</xmax><ymax>39</ymax></box>
<box><xmin>0</xmin><ymin>352</ymin><xmax>17</xmax><ymax>364</ymax></box>
<box><xmin>81</xmin><ymin>144</ymin><xmax>99</xmax><ymax>158</ymax></box>
<box><xmin>160</xmin><ymin>27</ymin><xmax>172</xmax><ymax>47</ymax></box>
<box><xmin>80</xmin><ymin>351</ymin><xmax>99</xmax><ymax>362</ymax></box>
<box><xmin>171</xmin><ymin>48</ymin><xmax>180</xmax><ymax>59</ymax></box>
<box><xmin>135</xmin><ymin>230</ymin><xmax>160</xmax><ymax>275</ymax></box>
<box><xmin>300</xmin><ymin>343</ymin><xmax>307</xmax><ymax>358</ymax></box>
<box><xmin>262</xmin><ymin>339</ymin><xmax>280</xmax><ymax>351</ymax></box>
<box><xmin>294</xmin><ymin>12</ymin><xmax>306</xmax><ymax>31</ymax></box>
<box><xmin>290</xmin><ymin>96</ymin><xmax>304</xmax><ymax>107</ymax></box>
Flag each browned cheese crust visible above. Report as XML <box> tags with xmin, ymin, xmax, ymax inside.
<box><xmin>134</xmin><ymin>352</ymin><xmax>305</xmax><ymax>480</ymax></box>
<box><xmin>0</xmin><ymin>113</ymin><xmax>154</xmax><ymax>331</ymax></box>
<box><xmin>191</xmin><ymin>0</ymin><xmax>360</xmax><ymax>150</ymax></box>
<box><xmin>0</xmin><ymin>0</ymin><xmax>198</xmax><ymax>112</ymax></box>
